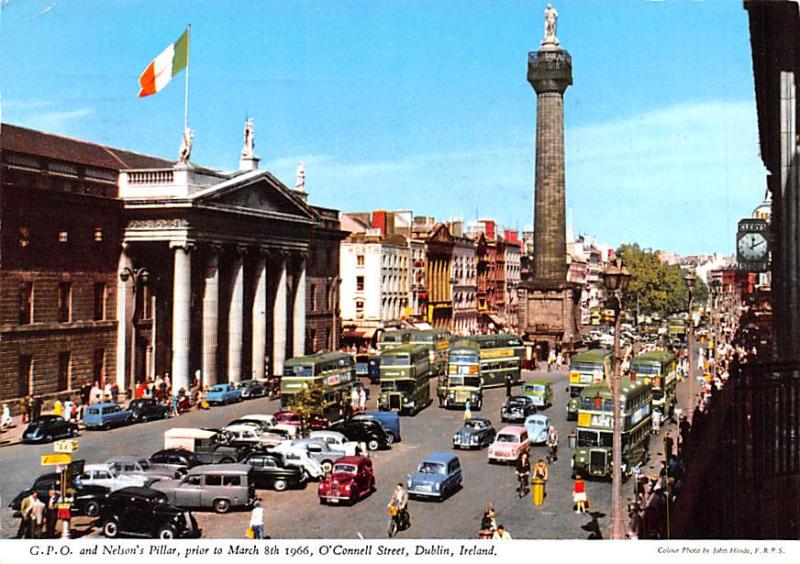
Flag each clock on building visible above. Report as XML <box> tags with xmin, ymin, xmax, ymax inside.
<box><xmin>736</xmin><ymin>218</ymin><xmax>769</xmax><ymax>272</ymax></box>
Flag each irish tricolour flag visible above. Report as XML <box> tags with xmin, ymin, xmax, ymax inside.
<box><xmin>138</xmin><ymin>28</ymin><xmax>189</xmax><ymax>97</ymax></box>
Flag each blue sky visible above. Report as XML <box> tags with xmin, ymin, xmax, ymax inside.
<box><xmin>0</xmin><ymin>0</ymin><xmax>766</xmax><ymax>255</ymax></box>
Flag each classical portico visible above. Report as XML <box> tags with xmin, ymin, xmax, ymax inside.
<box><xmin>115</xmin><ymin>163</ymin><xmax>317</xmax><ymax>393</ymax></box>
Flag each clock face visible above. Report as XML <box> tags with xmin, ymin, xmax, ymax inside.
<box><xmin>737</xmin><ymin>232</ymin><xmax>768</xmax><ymax>261</ymax></box>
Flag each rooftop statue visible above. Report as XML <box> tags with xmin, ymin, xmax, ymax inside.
<box><xmin>542</xmin><ymin>3</ymin><xmax>559</xmax><ymax>47</ymax></box>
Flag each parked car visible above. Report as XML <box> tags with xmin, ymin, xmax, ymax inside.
<box><xmin>500</xmin><ymin>395</ymin><xmax>538</xmax><ymax>423</ymax></box>
<box><xmin>353</xmin><ymin>411</ymin><xmax>401</xmax><ymax>443</ymax></box>
<box><xmin>406</xmin><ymin>452</ymin><xmax>462</xmax><ymax>501</ymax></box>
<box><xmin>329</xmin><ymin>418</ymin><xmax>390</xmax><ymax>451</ymax></box>
<box><xmin>307</xmin><ymin>430</ymin><xmax>359</xmax><ymax>456</ymax></box>
<box><xmin>205</xmin><ymin>383</ymin><xmax>242</xmax><ymax>405</ymax></box>
<box><xmin>21</xmin><ymin>415</ymin><xmax>78</xmax><ymax>443</ymax></box>
<box><xmin>104</xmin><ymin>455</ymin><xmax>183</xmax><ymax>480</ymax></box>
<box><xmin>149</xmin><ymin>448</ymin><xmax>203</xmax><ymax>475</ymax></box>
<box><xmin>520</xmin><ymin>380</ymin><xmax>553</xmax><ymax>408</ymax></box>
<box><xmin>150</xmin><ymin>464</ymin><xmax>256</xmax><ymax>514</ymax></box>
<box><xmin>221</xmin><ymin>424</ymin><xmax>287</xmax><ymax>449</ymax></box>
<box><xmin>237</xmin><ymin>380</ymin><xmax>269</xmax><ymax>399</ymax></box>
<box><xmin>128</xmin><ymin>398</ymin><xmax>170</xmax><ymax>423</ymax></box>
<box><xmin>163</xmin><ymin>428</ymin><xmax>247</xmax><ymax>464</ymax></box>
<box><xmin>231</xmin><ymin>414</ymin><xmax>278</xmax><ymax>431</ymax></box>
<box><xmin>523</xmin><ymin>414</ymin><xmax>551</xmax><ymax>445</ymax></box>
<box><xmin>99</xmin><ymin>486</ymin><xmax>201</xmax><ymax>539</ymax></box>
<box><xmin>487</xmin><ymin>426</ymin><xmax>530</xmax><ymax>464</ymax></box>
<box><xmin>318</xmin><ymin>456</ymin><xmax>375</xmax><ymax>505</ymax></box>
<box><xmin>83</xmin><ymin>402</ymin><xmax>134</xmax><ymax>430</ymax></box>
<box><xmin>266</xmin><ymin>443</ymin><xmax>325</xmax><ymax>479</ymax></box>
<box><xmin>452</xmin><ymin>418</ymin><xmax>496</xmax><ymax>450</ymax></box>
<box><xmin>240</xmin><ymin>452</ymin><xmax>306</xmax><ymax>491</ymax></box>
<box><xmin>77</xmin><ymin>463</ymin><xmax>150</xmax><ymax>491</ymax></box>
<box><xmin>271</xmin><ymin>439</ymin><xmax>344</xmax><ymax>473</ymax></box>
<box><xmin>10</xmin><ymin>473</ymin><xmax>109</xmax><ymax>517</ymax></box>
<box><xmin>273</xmin><ymin>411</ymin><xmax>329</xmax><ymax>430</ymax></box>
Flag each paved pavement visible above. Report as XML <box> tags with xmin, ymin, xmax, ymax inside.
<box><xmin>0</xmin><ymin>360</ymin><xmax>700</xmax><ymax>540</ymax></box>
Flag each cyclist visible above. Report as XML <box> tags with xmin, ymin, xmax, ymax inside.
<box><xmin>387</xmin><ymin>483</ymin><xmax>409</xmax><ymax>530</ymax></box>
<box><xmin>546</xmin><ymin>425</ymin><xmax>559</xmax><ymax>463</ymax></box>
<box><xmin>533</xmin><ymin>459</ymin><xmax>549</xmax><ymax>481</ymax></box>
<box><xmin>515</xmin><ymin>451</ymin><xmax>531</xmax><ymax>497</ymax></box>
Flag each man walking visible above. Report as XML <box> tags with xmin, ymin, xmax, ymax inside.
<box><xmin>31</xmin><ymin>396</ymin><xmax>43</xmax><ymax>420</ymax></box>
<box><xmin>249</xmin><ymin>500</ymin><xmax>264</xmax><ymax>539</ymax></box>
<box><xmin>505</xmin><ymin>374</ymin><xmax>512</xmax><ymax>398</ymax></box>
<box><xmin>45</xmin><ymin>489</ymin><xmax>59</xmax><ymax>539</ymax></box>
<box><xmin>30</xmin><ymin>492</ymin><xmax>45</xmax><ymax>539</ymax></box>
<box><xmin>16</xmin><ymin>491</ymin><xmax>36</xmax><ymax>538</ymax></box>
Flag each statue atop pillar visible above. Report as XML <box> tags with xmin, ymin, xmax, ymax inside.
<box><xmin>177</xmin><ymin>127</ymin><xmax>194</xmax><ymax>165</ymax></box>
<box><xmin>542</xmin><ymin>3</ymin><xmax>560</xmax><ymax>47</ymax></box>
<box><xmin>295</xmin><ymin>162</ymin><xmax>306</xmax><ymax>193</ymax></box>
<box><xmin>241</xmin><ymin>118</ymin><xmax>255</xmax><ymax>159</ymax></box>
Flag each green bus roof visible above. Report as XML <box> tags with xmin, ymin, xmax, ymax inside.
<box><xmin>525</xmin><ymin>379</ymin><xmax>551</xmax><ymax>386</ymax></box>
<box><xmin>410</xmin><ymin>328</ymin><xmax>451</xmax><ymax>341</ymax></box>
<box><xmin>378</xmin><ymin>329</ymin><xmax>413</xmax><ymax>342</ymax></box>
<box><xmin>631</xmin><ymin>350</ymin><xmax>676</xmax><ymax>366</ymax></box>
<box><xmin>379</xmin><ymin>344</ymin><xmax>429</xmax><ymax>357</ymax></box>
<box><xmin>579</xmin><ymin>379</ymin><xmax>650</xmax><ymax>400</ymax></box>
<box><xmin>284</xmin><ymin>351</ymin><xmax>352</xmax><ymax>366</ymax></box>
<box><xmin>471</xmin><ymin>334</ymin><xmax>523</xmax><ymax>348</ymax></box>
<box><xmin>448</xmin><ymin>338</ymin><xmax>480</xmax><ymax>352</ymax></box>
<box><xmin>571</xmin><ymin>348</ymin><xmax>611</xmax><ymax>364</ymax></box>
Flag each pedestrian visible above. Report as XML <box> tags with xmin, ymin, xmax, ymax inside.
<box><xmin>1</xmin><ymin>403</ymin><xmax>12</xmax><ymax>429</ymax></box>
<box><xmin>80</xmin><ymin>382</ymin><xmax>91</xmax><ymax>406</ymax></box>
<box><xmin>556</xmin><ymin>352</ymin><xmax>564</xmax><ymax>370</ymax></box>
<box><xmin>16</xmin><ymin>491</ymin><xmax>36</xmax><ymax>538</ymax></box>
<box><xmin>351</xmin><ymin>386</ymin><xmax>360</xmax><ymax>414</ymax></box>
<box><xmin>19</xmin><ymin>395</ymin><xmax>30</xmax><ymax>424</ymax></box>
<box><xmin>505</xmin><ymin>374</ymin><xmax>512</xmax><ymax>398</ymax></box>
<box><xmin>664</xmin><ymin>431</ymin><xmax>674</xmax><ymax>460</ymax></box>
<box><xmin>104</xmin><ymin>382</ymin><xmax>112</xmax><ymax>402</ymax></box>
<box><xmin>479</xmin><ymin>504</ymin><xmax>497</xmax><ymax>538</ymax></box>
<box><xmin>30</xmin><ymin>492</ymin><xmax>45</xmax><ymax>538</ymax></box>
<box><xmin>249</xmin><ymin>500</ymin><xmax>264</xmax><ymax>539</ymax></box>
<box><xmin>626</xmin><ymin>502</ymin><xmax>643</xmax><ymax>540</ymax></box>
<box><xmin>359</xmin><ymin>386</ymin><xmax>367</xmax><ymax>412</ymax></box>
<box><xmin>111</xmin><ymin>383</ymin><xmax>119</xmax><ymax>404</ymax></box>
<box><xmin>45</xmin><ymin>489</ymin><xmax>59</xmax><ymax>539</ymax></box>
<box><xmin>492</xmin><ymin>523</ymin><xmax>512</xmax><ymax>540</ymax></box>
<box><xmin>63</xmin><ymin>398</ymin><xmax>73</xmax><ymax>422</ymax></box>
<box><xmin>31</xmin><ymin>395</ymin><xmax>43</xmax><ymax>420</ymax></box>
<box><xmin>651</xmin><ymin>409</ymin><xmax>662</xmax><ymax>435</ymax></box>
<box><xmin>547</xmin><ymin>350</ymin><xmax>556</xmax><ymax>372</ymax></box>
<box><xmin>171</xmin><ymin>394</ymin><xmax>179</xmax><ymax>417</ymax></box>
<box><xmin>53</xmin><ymin>398</ymin><xmax>63</xmax><ymax>417</ymax></box>
<box><xmin>464</xmin><ymin>399</ymin><xmax>472</xmax><ymax>421</ymax></box>
<box><xmin>573</xmin><ymin>475</ymin><xmax>588</xmax><ymax>514</ymax></box>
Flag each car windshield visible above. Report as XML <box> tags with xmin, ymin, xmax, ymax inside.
<box><xmin>528</xmin><ymin>420</ymin><xmax>545</xmax><ymax>427</ymax></box>
<box><xmin>418</xmin><ymin>462</ymin><xmax>445</xmax><ymax>474</ymax></box>
<box><xmin>107</xmin><ymin>466</ymin><xmax>121</xmax><ymax>478</ymax></box>
<box><xmin>507</xmin><ymin>398</ymin><xmax>527</xmax><ymax>407</ymax></box>
<box><xmin>464</xmin><ymin>421</ymin><xmax>483</xmax><ymax>430</ymax></box>
<box><xmin>496</xmin><ymin>433</ymin><xmax>519</xmax><ymax>443</ymax></box>
<box><xmin>528</xmin><ymin>385</ymin><xmax>546</xmax><ymax>393</ymax></box>
<box><xmin>210</xmin><ymin>385</ymin><xmax>226</xmax><ymax>392</ymax></box>
<box><xmin>333</xmin><ymin>464</ymin><xmax>357</xmax><ymax>474</ymax></box>
<box><xmin>137</xmin><ymin>459</ymin><xmax>151</xmax><ymax>470</ymax></box>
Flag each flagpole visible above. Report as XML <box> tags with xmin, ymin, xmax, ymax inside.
<box><xmin>184</xmin><ymin>24</ymin><xmax>191</xmax><ymax>131</ymax></box>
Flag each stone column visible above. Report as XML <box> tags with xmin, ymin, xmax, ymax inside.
<box><xmin>273</xmin><ymin>254</ymin><xmax>288</xmax><ymax>376</ymax></box>
<box><xmin>251</xmin><ymin>251</ymin><xmax>267</xmax><ymax>380</ymax></box>
<box><xmin>228</xmin><ymin>249</ymin><xmax>244</xmax><ymax>383</ymax></box>
<box><xmin>202</xmin><ymin>245</ymin><xmax>220</xmax><ymax>386</ymax></box>
<box><xmin>171</xmin><ymin>243</ymin><xmax>192</xmax><ymax>393</ymax></box>
<box><xmin>292</xmin><ymin>256</ymin><xmax>307</xmax><ymax>356</ymax></box>
<box><xmin>115</xmin><ymin>245</ymin><xmax>132</xmax><ymax>391</ymax></box>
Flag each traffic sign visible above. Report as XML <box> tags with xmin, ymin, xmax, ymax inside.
<box><xmin>54</xmin><ymin>440</ymin><xmax>79</xmax><ymax>453</ymax></box>
<box><xmin>41</xmin><ymin>453</ymin><xmax>72</xmax><ymax>466</ymax></box>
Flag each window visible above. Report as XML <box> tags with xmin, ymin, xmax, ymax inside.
<box><xmin>141</xmin><ymin>285</ymin><xmax>153</xmax><ymax>320</ymax></box>
<box><xmin>19</xmin><ymin>282</ymin><xmax>33</xmax><ymax>325</ymax></box>
<box><xmin>222</xmin><ymin>475</ymin><xmax>241</xmax><ymax>486</ymax></box>
<box><xmin>93</xmin><ymin>348</ymin><xmax>105</xmax><ymax>386</ymax></box>
<box><xmin>357</xmin><ymin>255</ymin><xmax>364</xmax><ymax>266</ymax></box>
<box><xmin>310</xmin><ymin>284</ymin><xmax>317</xmax><ymax>311</ymax></box>
<box><xmin>18</xmin><ymin>354</ymin><xmax>33</xmax><ymax>397</ymax></box>
<box><xmin>58</xmin><ymin>282</ymin><xmax>72</xmax><ymax>322</ymax></box>
<box><xmin>205</xmin><ymin>474</ymin><xmax>223</xmax><ymax>486</ymax></box>
<box><xmin>93</xmin><ymin>283</ymin><xmax>106</xmax><ymax>321</ymax></box>
<box><xmin>18</xmin><ymin>226</ymin><xmax>30</xmax><ymax>248</ymax></box>
<box><xmin>185</xmin><ymin>476</ymin><xmax>202</xmax><ymax>486</ymax></box>
<box><xmin>356</xmin><ymin>276</ymin><xmax>364</xmax><ymax>292</ymax></box>
<box><xmin>58</xmin><ymin>230</ymin><xmax>69</xmax><ymax>243</ymax></box>
<box><xmin>94</xmin><ymin>227</ymin><xmax>103</xmax><ymax>242</ymax></box>
<box><xmin>58</xmin><ymin>352</ymin><xmax>71</xmax><ymax>391</ymax></box>
<box><xmin>355</xmin><ymin>300</ymin><xmax>364</xmax><ymax>320</ymax></box>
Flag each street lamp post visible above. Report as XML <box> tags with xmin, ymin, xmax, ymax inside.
<box><xmin>602</xmin><ymin>256</ymin><xmax>631</xmax><ymax>540</ymax></box>
<box><xmin>684</xmin><ymin>273</ymin><xmax>697</xmax><ymax>412</ymax></box>
<box><xmin>120</xmin><ymin>267</ymin><xmax>150</xmax><ymax>390</ymax></box>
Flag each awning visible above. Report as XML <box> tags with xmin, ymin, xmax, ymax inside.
<box><xmin>484</xmin><ymin>313</ymin><xmax>505</xmax><ymax>327</ymax></box>
<box><xmin>413</xmin><ymin>322</ymin><xmax>433</xmax><ymax>330</ymax></box>
<box><xmin>341</xmin><ymin>328</ymin><xmax>377</xmax><ymax>341</ymax></box>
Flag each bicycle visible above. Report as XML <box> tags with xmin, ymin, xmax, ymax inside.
<box><xmin>516</xmin><ymin>472</ymin><xmax>530</xmax><ymax>498</ymax></box>
<box><xmin>546</xmin><ymin>444</ymin><xmax>558</xmax><ymax>464</ymax></box>
<box><xmin>387</xmin><ymin>505</ymin><xmax>409</xmax><ymax>537</ymax></box>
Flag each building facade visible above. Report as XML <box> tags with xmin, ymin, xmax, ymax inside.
<box><xmin>452</xmin><ymin>235</ymin><xmax>477</xmax><ymax>335</ymax></box>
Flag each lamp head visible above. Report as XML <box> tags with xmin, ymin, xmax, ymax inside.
<box><xmin>119</xmin><ymin>270</ymin><xmax>130</xmax><ymax>282</ymax></box>
<box><xmin>684</xmin><ymin>272</ymin><xmax>697</xmax><ymax>291</ymax></box>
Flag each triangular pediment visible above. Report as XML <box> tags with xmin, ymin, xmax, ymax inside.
<box><xmin>430</xmin><ymin>223</ymin><xmax>454</xmax><ymax>244</ymax></box>
<box><xmin>191</xmin><ymin>170</ymin><xmax>318</xmax><ymax>221</ymax></box>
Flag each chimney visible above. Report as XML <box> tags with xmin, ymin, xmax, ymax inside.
<box><xmin>372</xmin><ymin>210</ymin><xmax>388</xmax><ymax>237</ymax></box>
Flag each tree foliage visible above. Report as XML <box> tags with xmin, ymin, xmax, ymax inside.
<box><xmin>292</xmin><ymin>382</ymin><xmax>326</xmax><ymax>437</ymax></box>
<box><xmin>616</xmin><ymin>243</ymin><xmax>707</xmax><ymax>319</ymax></box>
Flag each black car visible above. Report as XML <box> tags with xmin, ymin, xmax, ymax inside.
<box><xmin>238</xmin><ymin>380</ymin><xmax>268</xmax><ymax>399</ymax></box>
<box><xmin>100</xmin><ymin>486</ymin><xmax>201</xmax><ymax>539</ymax></box>
<box><xmin>10</xmin><ymin>473</ymin><xmax>109</xmax><ymax>517</ymax></box>
<box><xmin>330</xmin><ymin>419</ymin><xmax>389</xmax><ymax>451</ymax></box>
<box><xmin>241</xmin><ymin>452</ymin><xmax>306</xmax><ymax>491</ymax></box>
<box><xmin>500</xmin><ymin>395</ymin><xmax>538</xmax><ymax>423</ymax></box>
<box><xmin>21</xmin><ymin>415</ymin><xmax>78</xmax><ymax>443</ymax></box>
<box><xmin>128</xmin><ymin>399</ymin><xmax>170</xmax><ymax>423</ymax></box>
<box><xmin>452</xmin><ymin>417</ymin><xmax>496</xmax><ymax>449</ymax></box>
<box><xmin>149</xmin><ymin>448</ymin><xmax>202</xmax><ymax>475</ymax></box>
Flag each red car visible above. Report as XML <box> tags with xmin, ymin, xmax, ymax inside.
<box><xmin>273</xmin><ymin>411</ymin><xmax>329</xmax><ymax>431</ymax></box>
<box><xmin>317</xmin><ymin>456</ymin><xmax>375</xmax><ymax>505</ymax></box>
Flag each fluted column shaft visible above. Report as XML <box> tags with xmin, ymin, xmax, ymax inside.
<box><xmin>252</xmin><ymin>253</ymin><xmax>267</xmax><ymax>380</ymax></box>
<box><xmin>171</xmin><ymin>244</ymin><xmax>192</xmax><ymax>392</ymax></box>
<box><xmin>228</xmin><ymin>250</ymin><xmax>244</xmax><ymax>383</ymax></box>
<box><xmin>273</xmin><ymin>257</ymin><xmax>288</xmax><ymax>376</ymax></box>
<box><xmin>293</xmin><ymin>258</ymin><xmax>307</xmax><ymax>356</ymax></box>
<box><xmin>202</xmin><ymin>247</ymin><xmax>220</xmax><ymax>386</ymax></box>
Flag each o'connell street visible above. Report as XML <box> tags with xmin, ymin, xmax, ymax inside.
<box><xmin>0</xmin><ymin>1</ymin><xmax>793</xmax><ymax>544</ymax></box>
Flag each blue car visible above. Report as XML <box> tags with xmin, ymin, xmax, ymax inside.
<box><xmin>406</xmin><ymin>452</ymin><xmax>462</xmax><ymax>501</ymax></box>
<box><xmin>355</xmin><ymin>411</ymin><xmax>401</xmax><ymax>443</ymax></box>
<box><xmin>205</xmin><ymin>383</ymin><xmax>242</xmax><ymax>405</ymax></box>
<box><xmin>83</xmin><ymin>403</ymin><xmax>133</xmax><ymax>430</ymax></box>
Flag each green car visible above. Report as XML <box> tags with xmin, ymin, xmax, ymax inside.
<box><xmin>520</xmin><ymin>380</ymin><xmax>553</xmax><ymax>409</ymax></box>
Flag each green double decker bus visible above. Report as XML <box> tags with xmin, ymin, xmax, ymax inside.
<box><xmin>630</xmin><ymin>350</ymin><xmax>678</xmax><ymax>418</ymax></box>
<box><xmin>378</xmin><ymin>344</ymin><xmax>432</xmax><ymax>415</ymax></box>
<box><xmin>439</xmin><ymin>339</ymin><xmax>483</xmax><ymax>409</ymax></box>
<box><xmin>377</xmin><ymin>329</ymin><xmax>412</xmax><ymax>353</ymax></box>
<box><xmin>473</xmin><ymin>334</ymin><xmax>525</xmax><ymax>387</ymax></box>
<box><xmin>410</xmin><ymin>328</ymin><xmax>451</xmax><ymax>377</ymax></box>
<box><xmin>571</xmin><ymin>379</ymin><xmax>652</xmax><ymax>480</ymax></box>
<box><xmin>566</xmin><ymin>349</ymin><xmax>612</xmax><ymax>421</ymax></box>
<box><xmin>281</xmin><ymin>352</ymin><xmax>356</xmax><ymax>422</ymax></box>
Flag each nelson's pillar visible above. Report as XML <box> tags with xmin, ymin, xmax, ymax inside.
<box><xmin>518</xmin><ymin>4</ymin><xmax>581</xmax><ymax>357</ymax></box>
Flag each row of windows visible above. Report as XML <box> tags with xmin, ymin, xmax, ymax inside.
<box><xmin>17</xmin><ymin>348</ymin><xmax>106</xmax><ymax>397</ymax></box>
<box><xmin>18</xmin><ymin>282</ymin><xmax>107</xmax><ymax>325</ymax></box>
<box><xmin>18</xmin><ymin>225</ymin><xmax>104</xmax><ymax>248</ymax></box>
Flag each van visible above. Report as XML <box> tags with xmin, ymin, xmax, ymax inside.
<box><xmin>163</xmin><ymin>428</ymin><xmax>243</xmax><ymax>464</ymax></box>
<box><xmin>150</xmin><ymin>464</ymin><xmax>255</xmax><ymax>514</ymax></box>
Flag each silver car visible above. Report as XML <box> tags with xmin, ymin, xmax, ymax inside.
<box><xmin>104</xmin><ymin>455</ymin><xmax>183</xmax><ymax>480</ymax></box>
<box><xmin>150</xmin><ymin>464</ymin><xmax>255</xmax><ymax>514</ymax></box>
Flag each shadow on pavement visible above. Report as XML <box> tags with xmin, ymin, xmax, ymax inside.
<box><xmin>581</xmin><ymin>511</ymin><xmax>605</xmax><ymax>539</ymax></box>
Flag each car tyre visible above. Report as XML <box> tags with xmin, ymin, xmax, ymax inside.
<box><xmin>70</xmin><ymin>427</ymin><xmax>79</xmax><ymax>437</ymax></box>
<box><xmin>45</xmin><ymin>434</ymin><xmax>53</xmax><ymax>443</ymax></box>
<box><xmin>158</xmin><ymin>525</ymin><xmax>176</xmax><ymax>539</ymax></box>
<box><xmin>386</xmin><ymin>433</ymin><xmax>396</xmax><ymax>445</ymax></box>
<box><xmin>103</xmin><ymin>519</ymin><xmax>119</xmax><ymax>538</ymax></box>
<box><xmin>85</xmin><ymin>500</ymin><xmax>101</xmax><ymax>517</ymax></box>
<box><xmin>273</xmin><ymin>479</ymin><xmax>288</xmax><ymax>492</ymax></box>
<box><xmin>367</xmin><ymin>439</ymin><xmax>380</xmax><ymax>451</ymax></box>
<box><xmin>213</xmin><ymin>498</ymin><xmax>230</xmax><ymax>514</ymax></box>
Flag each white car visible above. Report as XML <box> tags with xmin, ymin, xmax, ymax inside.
<box><xmin>268</xmin><ymin>442</ymin><xmax>325</xmax><ymax>479</ymax></box>
<box><xmin>239</xmin><ymin>414</ymin><xmax>278</xmax><ymax>429</ymax></box>
<box><xmin>222</xmin><ymin>424</ymin><xmax>287</xmax><ymax>448</ymax></box>
<box><xmin>77</xmin><ymin>463</ymin><xmax>150</xmax><ymax>491</ymax></box>
<box><xmin>308</xmin><ymin>430</ymin><xmax>359</xmax><ymax>457</ymax></box>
